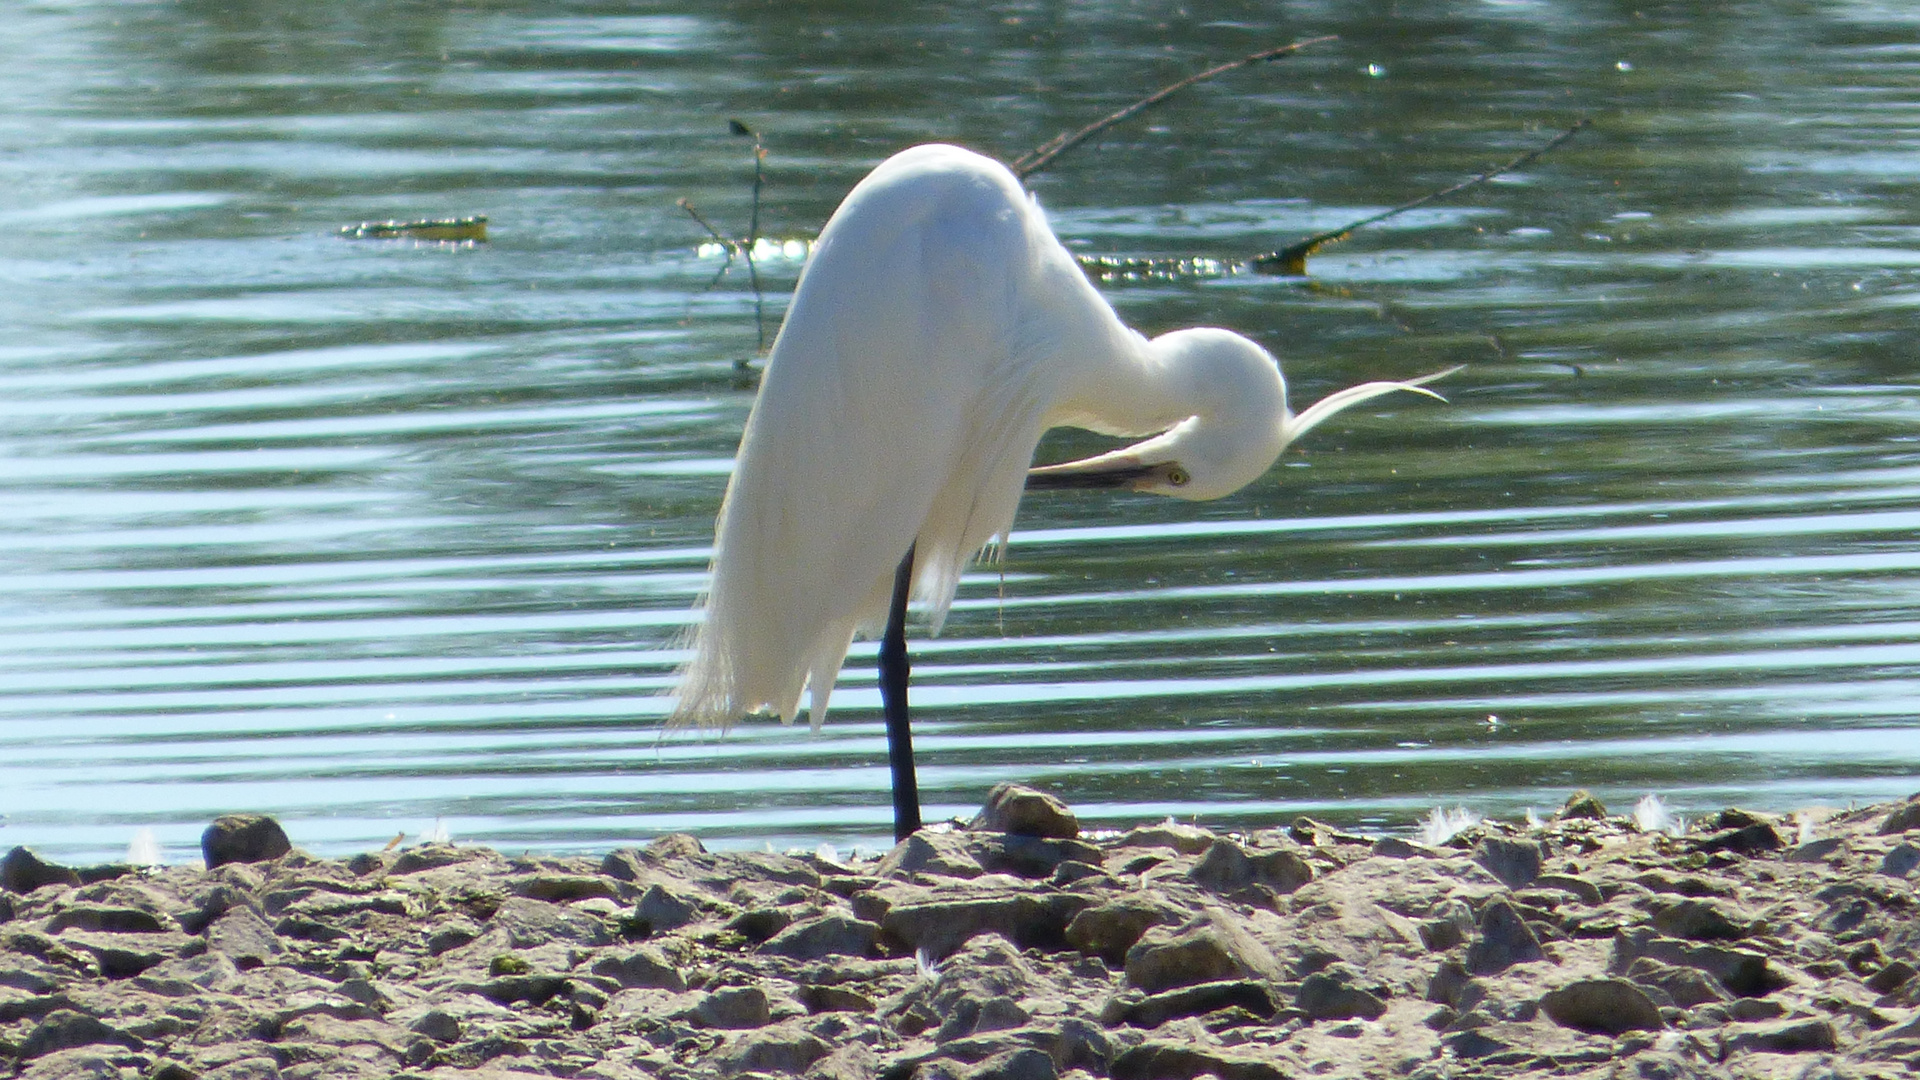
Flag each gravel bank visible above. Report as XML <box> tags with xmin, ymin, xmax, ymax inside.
<box><xmin>3</xmin><ymin>787</ymin><xmax>1918</xmax><ymax>1079</ymax></box>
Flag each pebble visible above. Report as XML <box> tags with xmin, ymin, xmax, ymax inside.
<box><xmin>0</xmin><ymin>784</ymin><xmax>1914</xmax><ymax>1079</ymax></box>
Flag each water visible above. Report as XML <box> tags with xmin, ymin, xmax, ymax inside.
<box><xmin>3</xmin><ymin>1</ymin><xmax>1917</xmax><ymax>864</ymax></box>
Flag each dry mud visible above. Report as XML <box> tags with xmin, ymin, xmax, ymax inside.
<box><xmin>4</xmin><ymin>787</ymin><xmax>1919</xmax><ymax>1080</ymax></box>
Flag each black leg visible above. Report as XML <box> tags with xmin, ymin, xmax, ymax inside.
<box><xmin>881</xmin><ymin>543</ymin><xmax>922</xmax><ymax>841</ymax></box>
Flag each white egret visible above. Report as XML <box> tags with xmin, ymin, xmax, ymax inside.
<box><xmin>671</xmin><ymin>143</ymin><xmax>1453</xmax><ymax>841</ymax></box>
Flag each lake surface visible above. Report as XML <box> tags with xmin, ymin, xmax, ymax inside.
<box><xmin>3</xmin><ymin>1</ymin><xmax>1918</xmax><ymax>864</ymax></box>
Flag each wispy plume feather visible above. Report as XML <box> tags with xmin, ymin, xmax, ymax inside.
<box><xmin>1418</xmin><ymin>806</ymin><xmax>1481</xmax><ymax>846</ymax></box>
<box><xmin>1633</xmin><ymin>794</ymin><xmax>1684</xmax><ymax>836</ymax></box>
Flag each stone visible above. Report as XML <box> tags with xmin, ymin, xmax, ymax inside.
<box><xmin>716</xmin><ymin>1024</ymin><xmax>831</xmax><ymax>1075</ymax></box>
<box><xmin>1064</xmin><ymin>894</ymin><xmax>1183</xmax><ymax>965</ymax></box>
<box><xmin>17</xmin><ymin>1048</ymin><xmax>132</xmax><ymax>1080</ymax></box>
<box><xmin>807</xmin><ymin>1042</ymin><xmax>880</xmax><ymax>1080</ymax></box>
<box><xmin>18</xmin><ymin>1008</ymin><xmax>143</xmax><ymax>1058</ymax></box>
<box><xmin>692</xmin><ymin>985</ymin><xmax>771</xmax><ymax>1029</ymax></box>
<box><xmin>1114</xmin><ymin>822</ymin><xmax>1216</xmax><ymax>856</ymax></box>
<box><xmin>1686</xmin><ymin>822</ymin><xmax>1782</xmax><ymax>856</ymax></box>
<box><xmin>1723</xmin><ymin>1017</ymin><xmax>1838</xmax><ymax>1054</ymax></box>
<box><xmin>971</xmin><ymin>834</ymin><xmax>1106</xmax><ymax>879</ymax></box>
<box><xmin>1624</xmin><ymin>959</ymin><xmax>1731</xmax><ymax>1007</ymax></box>
<box><xmin>1124</xmin><ymin>908</ymin><xmax>1284</xmax><ymax>994</ymax></box>
<box><xmin>962</xmin><ymin>1047</ymin><xmax>1058</xmax><ymax>1080</ymax></box>
<box><xmin>2</xmin><ymin>847</ymin><xmax>81</xmax><ymax>893</ymax></box>
<box><xmin>644</xmin><ymin>833</ymin><xmax>707</xmax><ymax>860</ymax></box>
<box><xmin>1878</xmin><ymin>794</ymin><xmax>1920</xmax><ymax>834</ymax></box>
<box><xmin>1473</xmin><ymin>837</ymin><xmax>1544</xmax><ymax>889</ymax></box>
<box><xmin>1103</xmin><ymin>979</ymin><xmax>1276</xmax><ymax>1027</ymax></box>
<box><xmin>1110</xmin><ymin>1042</ymin><xmax>1287</xmax><ymax>1080</ymax></box>
<box><xmin>880</xmin><ymin>891</ymin><xmax>1092</xmax><ymax>959</ymax></box>
<box><xmin>760</xmin><ymin>913</ymin><xmax>879</xmax><ymax>959</ymax></box>
<box><xmin>1557</xmin><ymin>791</ymin><xmax>1608</xmax><ymax>820</ymax></box>
<box><xmin>632</xmin><ymin>883</ymin><xmax>701</xmax><ymax>934</ymax></box>
<box><xmin>1650</xmin><ymin>898</ymin><xmax>1747</xmax><ymax>940</ymax></box>
<box><xmin>1295</xmin><ymin>971</ymin><xmax>1387</xmax><ymax>1021</ymax></box>
<box><xmin>1539</xmin><ymin>978</ymin><xmax>1664</xmax><ymax>1035</ymax></box>
<box><xmin>1881</xmin><ymin>842</ymin><xmax>1920</xmax><ymax>878</ymax></box>
<box><xmin>591</xmin><ymin>945</ymin><xmax>686</xmax><ymax>990</ymax></box>
<box><xmin>1188</xmin><ymin>838</ymin><xmax>1312</xmax><ymax>896</ymax></box>
<box><xmin>200</xmin><ymin>815</ymin><xmax>292</xmax><ymax>869</ymax></box>
<box><xmin>969</xmin><ymin>783</ymin><xmax>1079</xmax><ymax>839</ymax></box>
<box><xmin>207</xmin><ymin>906</ymin><xmax>283</xmax><ymax>969</ymax></box>
<box><xmin>876</xmin><ymin>831</ymin><xmax>985</xmax><ymax>879</ymax></box>
<box><xmin>1465</xmin><ymin>897</ymin><xmax>1545</xmax><ymax>974</ymax></box>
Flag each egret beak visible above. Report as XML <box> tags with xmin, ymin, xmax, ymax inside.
<box><xmin>1026</xmin><ymin>454</ymin><xmax>1150</xmax><ymax>490</ymax></box>
<box><xmin>1027</xmin><ymin>455</ymin><xmax>1182</xmax><ymax>491</ymax></box>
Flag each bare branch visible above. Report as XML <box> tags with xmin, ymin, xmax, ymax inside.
<box><xmin>1010</xmin><ymin>37</ymin><xmax>1337</xmax><ymax>180</ymax></box>
<box><xmin>1252</xmin><ymin>118</ymin><xmax>1591</xmax><ymax>275</ymax></box>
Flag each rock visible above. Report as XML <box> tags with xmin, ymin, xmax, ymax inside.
<box><xmin>17</xmin><ymin>1048</ymin><xmax>134</xmax><ymax>1080</ymax></box>
<box><xmin>1650</xmin><ymin>898</ymin><xmax>1748</xmax><ymax>940</ymax></box>
<box><xmin>962</xmin><ymin>1047</ymin><xmax>1058</xmax><ymax>1080</ymax></box>
<box><xmin>1881</xmin><ymin>842</ymin><xmax>1920</xmax><ymax>878</ymax></box>
<box><xmin>388</xmin><ymin>843</ymin><xmax>480</xmax><ymax>875</ymax></box>
<box><xmin>693</xmin><ymin>985</ymin><xmax>771</xmax><ymax>1029</ymax></box>
<box><xmin>631</xmin><ymin>883</ymin><xmax>701</xmax><ymax>935</ymax></box>
<box><xmin>1465</xmin><ymin>897</ymin><xmax>1545</xmax><ymax>974</ymax></box>
<box><xmin>1532</xmin><ymin>872</ymin><xmax>1603</xmax><ymax>905</ymax></box>
<box><xmin>591</xmin><ymin>945</ymin><xmax>686</xmax><ymax>990</ymax></box>
<box><xmin>18</xmin><ymin>1008</ymin><xmax>143</xmax><ymax>1058</ymax></box>
<box><xmin>408</xmin><ymin>1008</ymin><xmax>463</xmax><ymax>1042</ymax></box>
<box><xmin>1103</xmin><ymin>979</ymin><xmax>1276</xmax><ymax>1027</ymax></box>
<box><xmin>1687</xmin><ymin>822</ymin><xmax>1782</xmax><ymax>856</ymax></box>
<box><xmin>760</xmin><ymin>913</ymin><xmax>878</xmax><ymax>959</ymax></box>
<box><xmin>2</xmin><ymin>847</ymin><xmax>82</xmax><ymax>893</ymax></box>
<box><xmin>1539</xmin><ymin>978</ymin><xmax>1664</xmax><ymax>1034</ymax></box>
<box><xmin>1724</xmin><ymin>1017</ymin><xmax>1838</xmax><ymax>1054</ymax></box>
<box><xmin>971</xmin><ymin>834</ymin><xmax>1105</xmax><ymax>879</ymax></box>
<box><xmin>1473</xmin><ymin>837</ymin><xmax>1543</xmax><ymax>889</ymax></box>
<box><xmin>1557</xmin><ymin>791</ymin><xmax>1608</xmax><ymax>820</ymax></box>
<box><xmin>1188</xmin><ymin>838</ymin><xmax>1312</xmax><ymax>897</ymax></box>
<box><xmin>644</xmin><ymin>833</ymin><xmax>707</xmax><ymax>860</ymax></box>
<box><xmin>1065</xmin><ymin>894</ymin><xmax>1183</xmax><ymax>965</ymax></box>
<box><xmin>876</xmin><ymin>831</ymin><xmax>985</xmax><ymax>879</ymax></box>
<box><xmin>807</xmin><ymin>1042</ymin><xmax>880</xmax><ymax>1080</ymax></box>
<box><xmin>1878</xmin><ymin>794</ymin><xmax>1920</xmax><ymax>834</ymax></box>
<box><xmin>512</xmin><ymin>873</ymin><xmax>617</xmax><ymax>903</ymax></box>
<box><xmin>1124</xmin><ymin>908</ymin><xmax>1284</xmax><ymax>993</ymax></box>
<box><xmin>1609</xmin><ymin>929</ymin><xmax>1787</xmax><ymax>997</ymax></box>
<box><xmin>200</xmin><ymin>814</ymin><xmax>292</xmax><ymax>869</ymax></box>
<box><xmin>207</xmin><ymin>906</ymin><xmax>283</xmax><ymax>969</ymax></box>
<box><xmin>1110</xmin><ymin>1042</ymin><xmax>1287</xmax><ymax>1080</ymax></box>
<box><xmin>1867</xmin><ymin>959</ymin><xmax>1916</xmax><ymax>995</ymax></box>
<box><xmin>1624</xmin><ymin>959</ymin><xmax>1731</xmax><ymax>1007</ymax></box>
<box><xmin>1295</xmin><ymin>970</ymin><xmax>1387</xmax><ymax>1021</ymax></box>
<box><xmin>1114</xmin><ymin>822</ymin><xmax>1216</xmax><ymax>856</ymax></box>
<box><xmin>969</xmin><ymin>783</ymin><xmax>1079</xmax><ymax>839</ymax></box>
<box><xmin>716</xmin><ymin>1023</ymin><xmax>830</xmax><ymax>1074</ymax></box>
<box><xmin>488</xmin><ymin>895</ymin><xmax>613</xmax><ymax>948</ymax></box>
<box><xmin>880</xmin><ymin>890</ymin><xmax>1091</xmax><ymax>958</ymax></box>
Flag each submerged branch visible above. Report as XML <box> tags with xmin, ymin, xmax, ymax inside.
<box><xmin>1251</xmin><ymin>118</ymin><xmax>1592</xmax><ymax>275</ymax></box>
<box><xmin>1010</xmin><ymin>37</ymin><xmax>1337</xmax><ymax>180</ymax></box>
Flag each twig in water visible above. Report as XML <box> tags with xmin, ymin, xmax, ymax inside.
<box><xmin>730</xmin><ymin>119</ymin><xmax>769</xmax><ymax>351</ymax></box>
<box><xmin>1010</xmin><ymin>37</ymin><xmax>1337</xmax><ymax>180</ymax></box>
<box><xmin>1252</xmin><ymin>118</ymin><xmax>1592</xmax><ymax>275</ymax></box>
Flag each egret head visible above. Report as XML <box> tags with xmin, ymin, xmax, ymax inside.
<box><xmin>1028</xmin><ymin>328</ymin><xmax>1455</xmax><ymax>501</ymax></box>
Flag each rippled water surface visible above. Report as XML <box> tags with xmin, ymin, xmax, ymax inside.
<box><xmin>4</xmin><ymin>1</ymin><xmax>1918</xmax><ymax>862</ymax></box>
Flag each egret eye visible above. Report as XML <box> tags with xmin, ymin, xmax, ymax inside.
<box><xmin>1165</xmin><ymin>465</ymin><xmax>1191</xmax><ymax>487</ymax></box>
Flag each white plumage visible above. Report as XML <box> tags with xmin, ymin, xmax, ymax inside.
<box><xmin>671</xmin><ymin>143</ymin><xmax>1449</xmax><ymax>732</ymax></box>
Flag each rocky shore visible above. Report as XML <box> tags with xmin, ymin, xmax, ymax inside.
<box><xmin>3</xmin><ymin>787</ymin><xmax>1918</xmax><ymax>1080</ymax></box>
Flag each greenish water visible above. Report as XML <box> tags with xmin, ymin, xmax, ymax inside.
<box><xmin>2</xmin><ymin>1</ymin><xmax>1917</xmax><ymax>863</ymax></box>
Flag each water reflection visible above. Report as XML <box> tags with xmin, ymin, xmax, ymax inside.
<box><xmin>0</xmin><ymin>1</ymin><xmax>1917</xmax><ymax>863</ymax></box>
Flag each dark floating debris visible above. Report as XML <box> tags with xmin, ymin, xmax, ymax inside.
<box><xmin>338</xmin><ymin>215</ymin><xmax>489</xmax><ymax>242</ymax></box>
